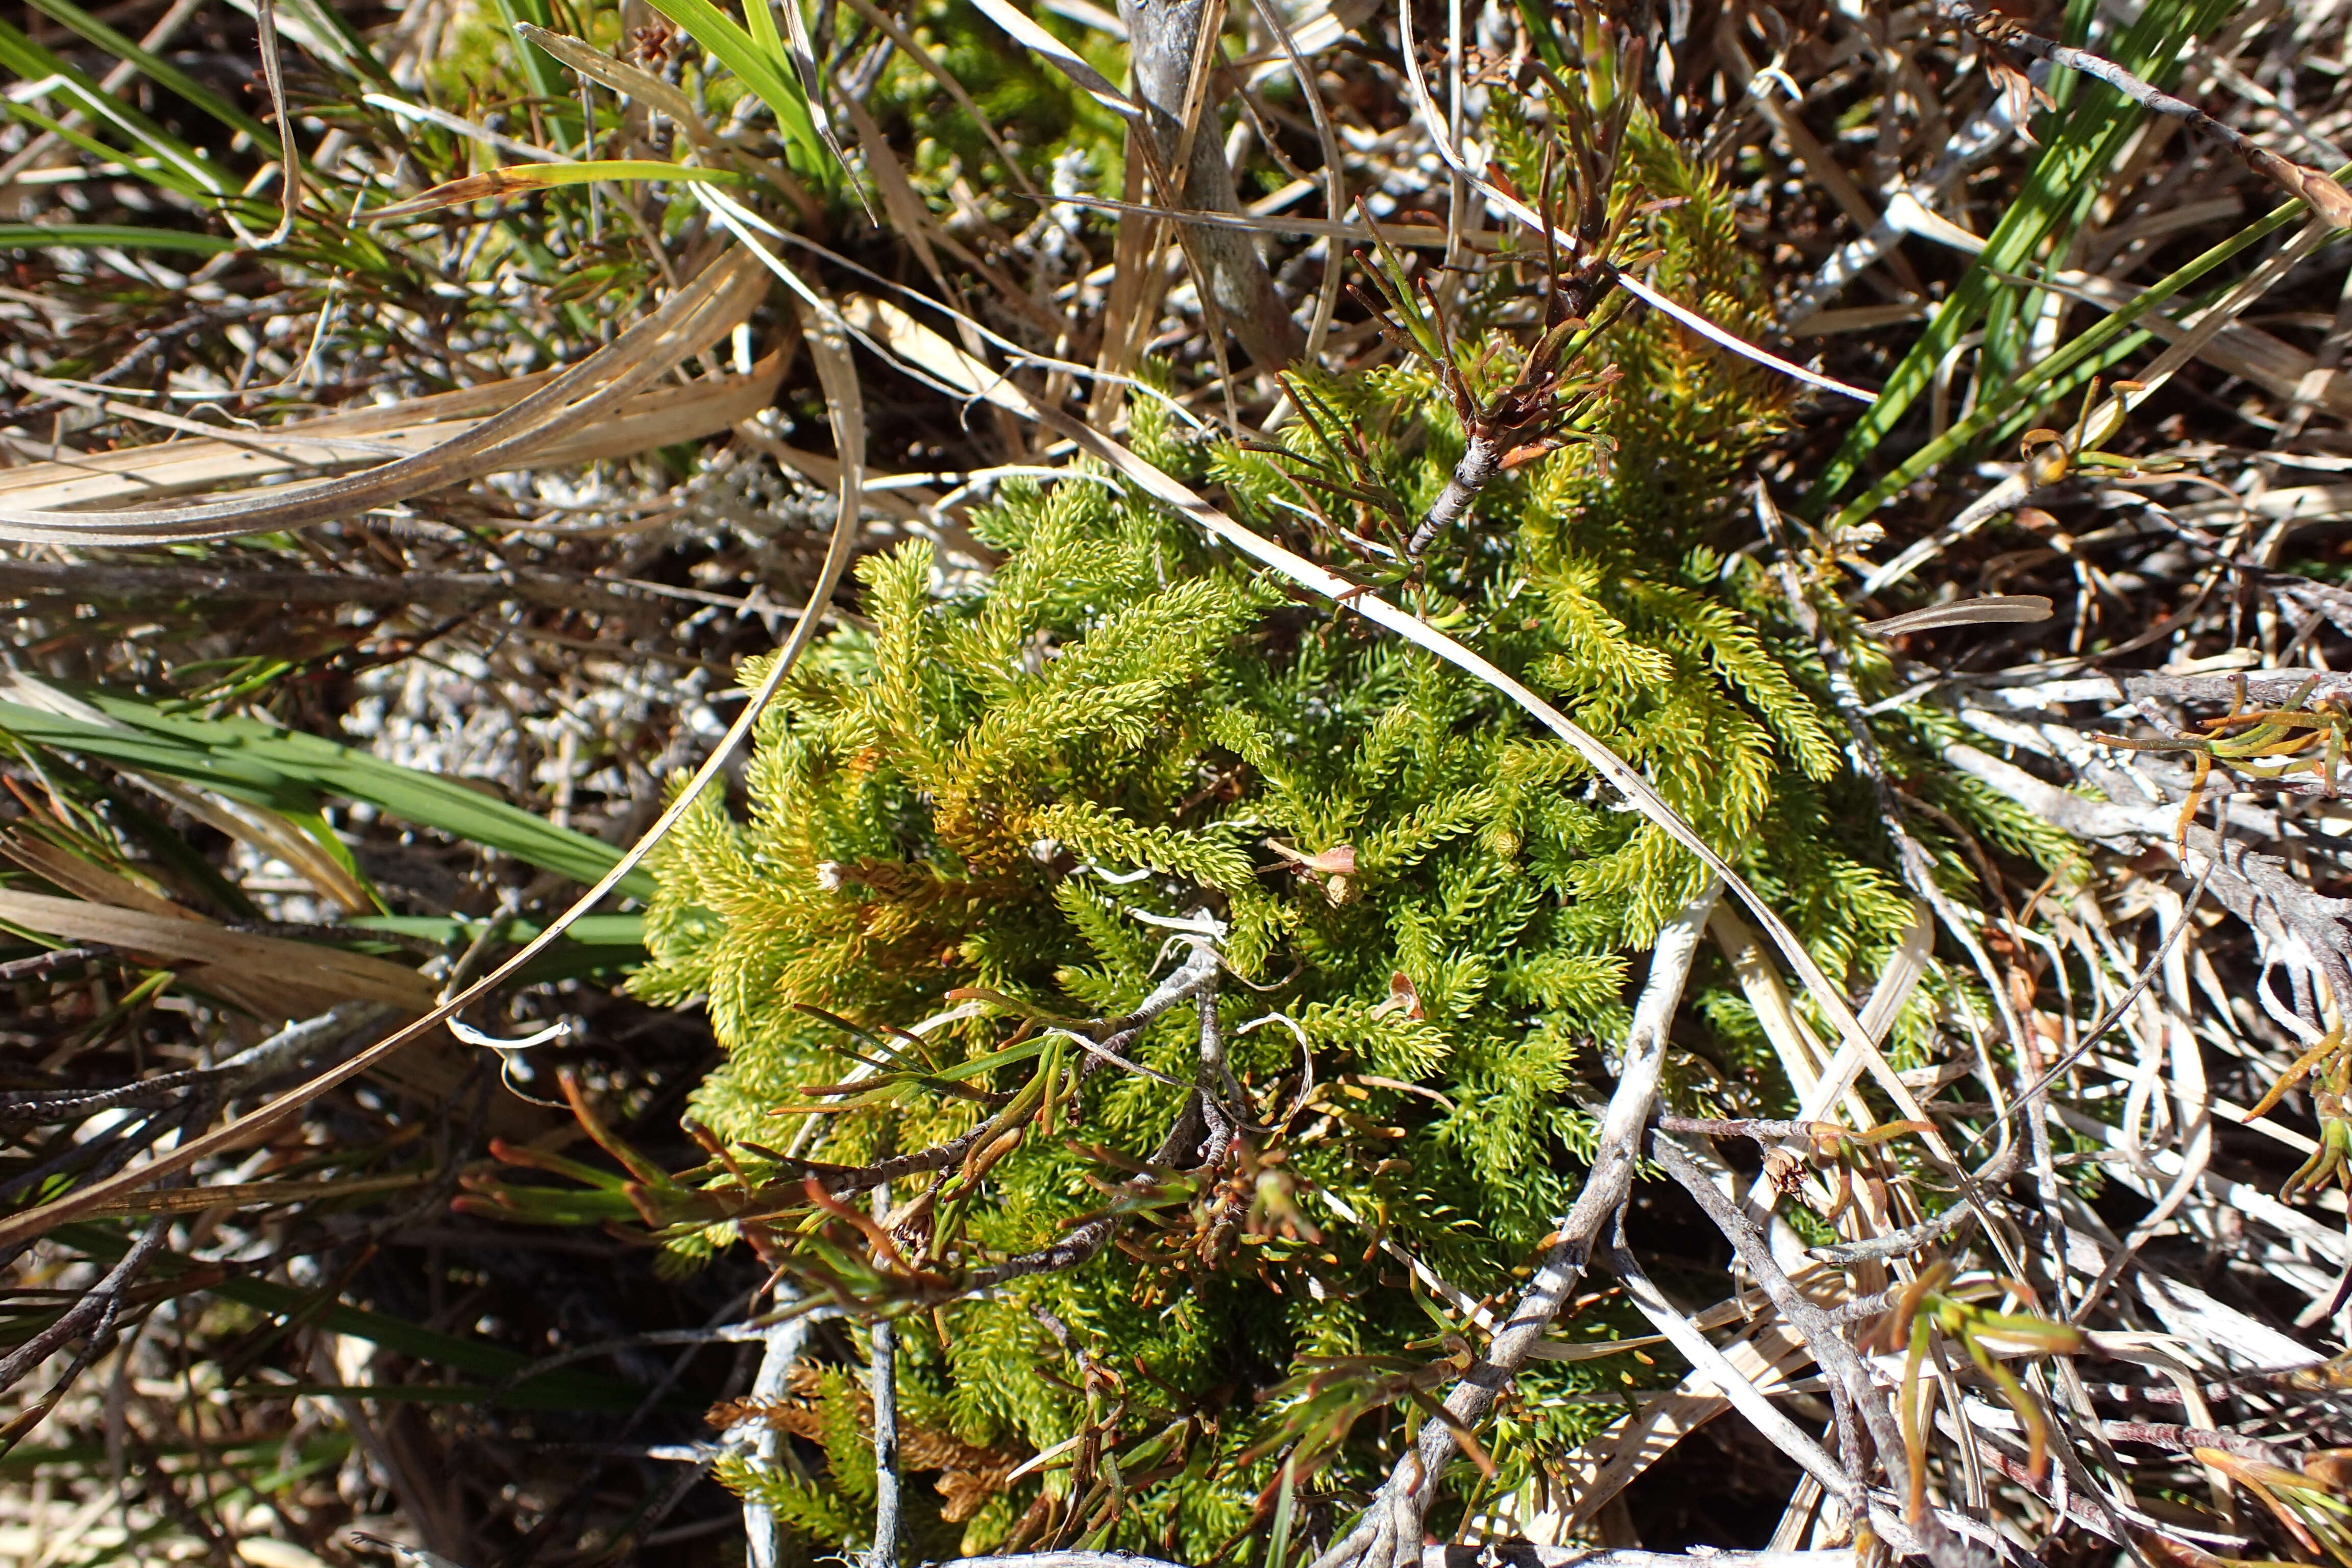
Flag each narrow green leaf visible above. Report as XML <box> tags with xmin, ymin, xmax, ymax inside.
<box><xmin>489</xmin><ymin>0</ymin><xmax>565</xmax><ymax>100</ymax></box>
<box><xmin>1805</xmin><ymin>0</ymin><xmax>2232</xmax><ymax>511</ymax></box>
<box><xmin>641</xmin><ymin>0</ymin><xmax>828</xmax><ymax>180</ymax></box>
<box><xmin>366</xmin><ymin>159</ymin><xmax>746</xmax><ymax>221</ymax></box>
<box><xmin>0</xmin><ymin>696</ymin><xmax>655</xmax><ymax>900</ymax></box>
<box><xmin>16</xmin><ymin>0</ymin><xmax>273</xmax><ymax>143</ymax></box>
<box><xmin>0</xmin><ymin>17</ymin><xmax>232</xmax><ymax>195</ymax></box>
<box><xmin>0</xmin><ymin>222</ymin><xmax>235</xmax><ymax>255</ymax></box>
<box><xmin>1829</xmin><ymin>186</ymin><xmax>2320</xmax><ymax>531</ymax></box>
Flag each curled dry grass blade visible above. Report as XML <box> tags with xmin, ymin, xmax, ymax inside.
<box><xmin>0</xmin><ymin>250</ymin><xmax>767</xmax><ymax>544</ymax></box>
<box><xmin>0</xmin><ymin>355</ymin><xmax>786</xmax><ymax>512</ymax></box>
<box><xmin>0</xmin><ymin>243</ymin><xmax>863</xmax><ymax>1256</ymax></box>
<box><xmin>0</xmin><ymin>890</ymin><xmax>434</xmax><ymax>1012</ymax></box>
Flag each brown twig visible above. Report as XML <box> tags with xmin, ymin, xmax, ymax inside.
<box><xmin>1933</xmin><ymin>0</ymin><xmax>2352</xmax><ymax>227</ymax></box>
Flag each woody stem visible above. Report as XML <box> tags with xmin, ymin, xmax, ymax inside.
<box><xmin>1407</xmin><ymin>430</ymin><xmax>1500</xmax><ymax>558</ymax></box>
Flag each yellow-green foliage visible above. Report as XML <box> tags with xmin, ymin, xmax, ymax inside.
<box><xmin>629</xmin><ymin>113</ymin><xmax>1970</xmax><ymax>1562</ymax></box>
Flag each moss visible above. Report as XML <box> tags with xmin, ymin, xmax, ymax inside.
<box><xmin>628</xmin><ymin>110</ymin><xmax>2029</xmax><ymax>1556</ymax></box>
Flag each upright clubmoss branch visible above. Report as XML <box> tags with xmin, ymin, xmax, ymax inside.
<box><xmin>966</xmin><ymin>928</ymin><xmax>1230</xmax><ymax>1292</ymax></box>
<box><xmin>1313</xmin><ymin>880</ymin><xmax>1722</xmax><ymax>1568</ymax></box>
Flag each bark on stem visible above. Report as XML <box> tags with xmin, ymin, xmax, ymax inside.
<box><xmin>1934</xmin><ymin>0</ymin><xmax>2352</xmax><ymax>226</ymax></box>
<box><xmin>0</xmin><ymin>1216</ymin><xmax>166</xmax><ymax>1392</ymax></box>
<box><xmin>1116</xmin><ymin>0</ymin><xmax>1302</xmax><ymax>369</ymax></box>
<box><xmin>739</xmin><ymin>1310</ymin><xmax>827</xmax><ymax>1568</ymax></box>
<box><xmin>1407</xmin><ymin>435</ymin><xmax>1500</xmax><ymax>558</ymax></box>
<box><xmin>1314</xmin><ymin>878</ymin><xmax>1723</xmax><ymax>1568</ymax></box>
<box><xmin>871</xmin><ymin>1187</ymin><xmax>903</xmax><ymax>1568</ymax></box>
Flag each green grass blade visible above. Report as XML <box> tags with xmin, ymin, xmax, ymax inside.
<box><xmin>0</xmin><ymin>222</ymin><xmax>236</xmax><ymax>254</ymax></box>
<box><xmin>0</xmin><ymin>17</ymin><xmax>233</xmax><ymax>195</ymax></box>
<box><xmin>0</xmin><ymin>100</ymin><xmax>221</xmax><ymax>203</ymax></box>
<box><xmin>16</xmin><ymin>0</ymin><xmax>273</xmax><ymax>143</ymax></box>
<box><xmin>1830</xmin><ymin>186</ymin><xmax>2319</xmax><ymax>532</ymax></box>
<box><xmin>641</xmin><ymin>0</ymin><xmax>828</xmax><ymax>180</ymax></box>
<box><xmin>0</xmin><ymin>697</ymin><xmax>655</xmax><ymax>900</ymax></box>
<box><xmin>1805</xmin><ymin>0</ymin><xmax>2233</xmax><ymax>512</ymax></box>
<box><xmin>490</xmin><ymin>0</ymin><xmax>566</xmax><ymax>101</ymax></box>
<box><xmin>368</xmin><ymin>159</ymin><xmax>747</xmax><ymax>220</ymax></box>
<box><xmin>352</xmin><ymin>913</ymin><xmax>647</xmax><ymax>981</ymax></box>
<box><xmin>351</xmin><ymin>913</ymin><xmax>645</xmax><ymax>946</ymax></box>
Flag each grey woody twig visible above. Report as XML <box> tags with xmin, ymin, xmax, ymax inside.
<box><xmin>1934</xmin><ymin>0</ymin><xmax>2352</xmax><ymax>227</ymax></box>
<box><xmin>1655</xmin><ymin>1114</ymin><xmax>1824</xmax><ymax>1142</ymax></box>
<box><xmin>732</xmin><ymin>1310</ymin><xmax>831</xmax><ymax>1568</ymax></box>
<box><xmin>0</xmin><ymin>1002</ymin><xmax>392</xmax><ymax>1130</ymax></box>
<box><xmin>1648</xmin><ymin>1133</ymin><xmax>1991</xmax><ymax>1568</ymax></box>
<box><xmin>1313</xmin><ymin>880</ymin><xmax>1722</xmax><ymax>1568</ymax></box>
<box><xmin>964</xmin><ymin>930</ymin><xmax>1225</xmax><ymax>1291</ymax></box>
<box><xmin>871</xmin><ymin>1193</ymin><xmax>903</xmax><ymax>1568</ymax></box>
<box><xmin>1114</xmin><ymin>0</ymin><xmax>1300</xmax><ymax>369</ymax></box>
<box><xmin>0</xmin><ymin>1215</ymin><xmax>168</xmax><ymax>1394</ymax></box>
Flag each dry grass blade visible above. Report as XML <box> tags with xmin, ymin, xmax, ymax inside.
<box><xmin>0</xmin><ymin>888</ymin><xmax>436</xmax><ymax>1011</ymax></box>
<box><xmin>0</xmin><ymin>352</ymin><xmax>786</xmax><ymax>512</ymax></box>
<box><xmin>1239</xmin><ymin>0</ymin><xmax>1345</xmax><ymax>360</ymax></box>
<box><xmin>833</xmin><ymin>0</ymin><xmax>1041</xmax><ymax>198</ymax></box>
<box><xmin>17</xmin><ymin>0</ymin><xmax>2352</xmax><ymax>1552</ymax></box>
<box><xmin>1934</xmin><ymin>0</ymin><xmax>2352</xmax><ymax>225</ymax></box>
<box><xmin>1886</xmin><ymin>199</ymin><xmax>2352</xmax><ymax>414</ymax></box>
<box><xmin>965</xmin><ymin>0</ymin><xmax>1139</xmax><ymax>121</ymax></box>
<box><xmin>0</xmin><ymin>249</ymin><xmax>767</xmax><ymax>543</ymax></box>
<box><xmin>1860</xmin><ymin>217</ymin><xmax>2338</xmax><ymax>598</ymax></box>
<box><xmin>1562</xmin><ymin>1317</ymin><xmax>1825</xmax><ymax>1525</ymax></box>
<box><xmin>0</xmin><ymin>246</ymin><xmax>861</xmax><ymax>1253</ymax></box>
<box><xmin>1863</xmin><ymin>596</ymin><xmax>2055</xmax><ymax>636</ymax></box>
<box><xmin>1605</xmin><ymin>1244</ymin><xmax>1854</xmax><ymax>1503</ymax></box>
<box><xmin>71</xmin><ymin>1172</ymin><xmax>424</xmax><ymax>1218</ymax></box>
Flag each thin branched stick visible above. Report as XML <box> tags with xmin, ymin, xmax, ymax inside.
<box><xmin>1309</xmin><ymin>880</ymin><xmax>1722</xmax><ymax>1568</ymax></box>
<box><xmin>1932</xmin><ymin>0</ymin><xmax>2352</xmax><ymax>228</ymax></box>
